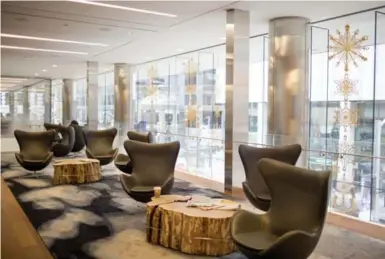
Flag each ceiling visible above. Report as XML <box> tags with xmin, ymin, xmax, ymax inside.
<box><xmin>1</xmin><ymin>1</ymin><xmax>384</xmax><ymax>81</ymax></box>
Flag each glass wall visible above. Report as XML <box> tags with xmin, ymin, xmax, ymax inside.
<box><xmin>28</xmin><ymin>81</ymin><xmax>46</xmax><ymax>130</ymax></box>
<box><xmin>73</xmin><ymin>78</ymin><xmax>87</xmax><ymax>126</ymax></box>
<box><xmin>133</xmin><ymin>45</ymin><xmax>227</xmax><ymax>182</ymax></box>
<box><xmin>98</xmin><ymin>71</ymin><xmax>114</xmax><ymax>129</ymax></box>
<box><xmin>51</xmin><ymin>79</ymin><xmax>63</xmax><ymax>124</ymax></box>
<box><xmin>309</xmin><ymin>8</ymin><xmax>385</xmax><ymax>224</ymax></box>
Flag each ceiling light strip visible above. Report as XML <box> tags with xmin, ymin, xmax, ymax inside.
<box><xmin>1</xmin><ymin>45</ymin><xmax>88</xmax><ymax>55</ymax></box>
<box><xmin>1</xmin><ymin>33</ymin><xmax>108</xmax><ymax>47</ymax></box>
<box><xmin>68</xmin><ymin>0</ymin><xmax>177</xmax><ymax>18</ymax></box>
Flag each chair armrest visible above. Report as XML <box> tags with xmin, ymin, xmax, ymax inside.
<box><xmin>110</xmin><ymin>148</ymin><xmax>118</xmax><ymax>159</ymax></box>
<box><xmin>85</xmin><ymin>148</ymin><xmax>94</xmax><ymax>158</ymax></box>
<box><xmin>43</xmin><ymin>152</ymin><xmax>54</xmax><ymax>164</ymax></box>
<box><xmin>260</xmin><ymin>230</ymin><xmax>317</xmax><ymax>258</ymax></box>
<box><xmin>120</xmin><ymin>174</ymin><xmax>136</xmax><ymax>192</ymax></box>
<box><xmin>161</xmin><ymin>176</ymin><xmax>174</xmax><ymax>190</ymax></box>
<box><xmin>231</xmin><ymin>209</ymin><xmax>268</xmax><ymax>236</ymax></box>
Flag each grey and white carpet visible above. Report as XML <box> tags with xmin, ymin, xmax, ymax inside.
<box><xmin>2</xmin><ymin>155</ymin><xmax>385</xmax><ymax>259</ymax></box>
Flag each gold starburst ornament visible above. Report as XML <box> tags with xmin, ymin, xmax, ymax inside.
<box><xmin>329</xmin><ymin>24</ymin><xmax>368</xmax><ymax>72</ymax></box>
<box><xmin>334</xmin><ymin>74</ymin><xmax>358</xmax><ymax>100</ymax></box>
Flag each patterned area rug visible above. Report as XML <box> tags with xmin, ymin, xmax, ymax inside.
<box><xmin>2</xmin><ymin>162</ymin><xmax>385</xmax><ymax>259</ymax></box>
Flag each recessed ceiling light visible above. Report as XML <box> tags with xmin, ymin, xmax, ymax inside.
<box><xmin>42</xmin><ymin>69</ymin><xmax>47</xmax><ymax>72</ymax></box>
<box><xmin>52</xmin><ymin>64</ymin><xmax>58</xmax><ymax>68</ymax></box>
<box><xmin>1</xmin><ymin>33</ymin><xmax>108</xmax><ymax>47</ymax></box>
<box><xmin>34</xmin><ymin>73</ymin><xmax>39</xmax><ymax>76</ymax></box>
<box><xmin>1</xmin><ymin>77</ymin><xmax>27</xmax><ymax>82</ymax></box>
<box><xmin>1</xmin><ymin>45</ymin><xmax>88</xmax><ymax>55</ymax></box>
<box><xmin>68</xmin><ymin>0</ymin><xmax>177</xmax><ymax>18</ymax></box>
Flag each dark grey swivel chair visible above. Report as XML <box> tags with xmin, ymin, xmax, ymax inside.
<box><xmin>239</xmin><ymin>144</ymin><xmax>302</xmax><ymax>211</ymax></box>
<box><xmin>120</xmin><ymin>140</ymin><xmax>180</xmax><ymax>203</ymax></box>
<box><xmin>14</xmin><ymin>130</ymin><xmax>56</xmax><ymax>175</ymax></box>
<box><xmin>114</xmin><ymin>131</ymin><xmax>154</xmax><ymax>174</ymax></box>
<box><xmin>231</xmin><ymin>158</ymin><xmax>331</xmax><ymax>259</ymax></box>
<box><xmin>83</xmin><ymin>128</ymin><xmax>118</xmax><ymax>166</ymax></box>
<box><xmin>51</xmin><ymin>125</ymin><xmax>75</xmax><ymax>157</ymax></box>
<box><xmin>70</xmin><ymin>120</ymin><xmax>86</xmax><ymax>152</ymax></box>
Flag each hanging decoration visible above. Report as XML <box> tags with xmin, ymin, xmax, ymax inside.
<box><xmin>328</xmin><ymin>24</ymin><xmax>368</xmax><ymax>216</ymax></box>
<box><xmin>184</xmin><ymin>59</ymin><xmax>198</xmax><ymax>127</ymax></box>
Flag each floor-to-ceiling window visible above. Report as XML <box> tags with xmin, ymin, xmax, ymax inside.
<box><xmin>73</xmin><ymin>78</ymin><xmax>87</xmax><ymax>126</ymax></box>
<box><xmin>51</xmin><ymin>79</ymin><xmax>63</xmax><ymax>124</ymax></box>
<box><xmin>310</xmin><ymin>8</ymin><xmax>385</xmax><ymax>224</ymax></box>
<box><xmin>98</xmin><ymin>71</ymin><xmax>114</xmax><ymax>129</ymax></box>
<box><xmin>28</xmin><ymin>82</ymin><xmax>46</xmax><ymax>130</ymax></box>
<box><xmin>132</xmin><ymin>45</ymin><xmax>226</xmax><ymax>182</ymax></box>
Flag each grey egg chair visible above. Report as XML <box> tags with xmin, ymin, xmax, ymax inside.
<box><xmin>14</xmin><ymin>129</ymin><xmax>56</xmax><ymax>175</ymax></box>
<box><xmin>231</xmin><ymin>158</ymin><xmax>331</xmax><ymax>259</ymax></box>
<box><xmin>83</xmin><ymin>128</ymin><xmax>118</xmax><ymax>166</ymax></box>
<box><xmin>70</xmin><ymin>120</ymin><xmax>86</xmax><ymax>152</ymax></box>
<box><xmin>239</xmin><ymin>144</ymin><xmax>302</xmax><ymax>211</ymax></box>
<box><xmin>120</xmin><ymin>140</ymin><xmax>180</xmax><ymax>203</ymax></box>
<box><xmin>51</xmin><ymin>125</ymin><xmax>75</xmax><ymax>157</ymax></box>
<box><xmin>114</xmin><ymin>131</ymin><xmax>154</xmax><ymax>174</ymax></box>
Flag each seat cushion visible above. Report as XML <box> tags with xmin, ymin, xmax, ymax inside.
<box><xmin>233</xmin><ymin>230</ymin><xmax>278</xmax><ymax>251</ymax></box>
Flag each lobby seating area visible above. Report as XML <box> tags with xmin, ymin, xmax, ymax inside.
<box><xmin>3</xmin><ymin>125</ymin><xmax>384</xmax><ymax>259</ymax></box>
<box><xmin>2</xmin><ymin>2</ymin><xmax>385</xmax><ymax>259</ymax></box>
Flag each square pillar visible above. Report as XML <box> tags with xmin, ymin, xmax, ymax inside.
<box><xmin>224</xmin><ymin>9</ymin><xmax>250</xmax><ymax>192</ymax></box>
<box><xmin>63</xmin><ymin>79</ymin><xmax>74</xmax><ymax>125</ymax></box>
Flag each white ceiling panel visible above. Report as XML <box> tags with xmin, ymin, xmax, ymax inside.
<box><xmin>1</xmin><ymin>1</ymin><xmax>384</xmax><ymax>80</ymax></box>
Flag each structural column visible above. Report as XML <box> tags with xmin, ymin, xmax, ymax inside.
<box><xmin>63</xmin><ymin>79</ymin><xmax>74</xmax><ymax>125</ymax></box>
<box><xmin>114</xmin><ymin>63</ymin><xmax>131</xmax><ymax>147</ymax></box>
<box><xmin>224</xmin><ymin>9</ymin><xmax>250</xmax><ymax>192</ymax></box>
<box><xmin>87</xmin><ymin>61</ymin><xmax>99</xmax><ymax>129</ymax></box>
<box><xmin>43</xmin><ymin>80</ymin><xmax>52</xmax><ymax>123</ymax></box>
<box><xmin>267</xmin><ymin>17</ymin><xmax>310</xmax><ymax>164</ymax></box>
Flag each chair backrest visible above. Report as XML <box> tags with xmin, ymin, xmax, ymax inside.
<box><xmin>84</xmin><ymin>128</ymin><xmax>117</xmax><ymax>156</ymax></box>
<box><xmin>127</xmin><ymin>131</ymin><xmax>153</xmax><ymax>143</ymax></box>
<box><xmin>14</xmin><ymin>129</ymin><xmax>56</xmax><ymax>160</ymax></box>
<box><xmin>124</xmin><ymin>140</ymin><xmax>180</xmax><ymax>186</ymax></box>
<box><xmin>70</xmin><ymin>123</ymin><xmax>85</xmax><ymax>151</ymax></box>
<box><xmin>238</xmin><ymin>144</ymin><xmax>302</xmax><ymax>197</ymax></box>
<box><xmin>259</xmin><ymin>158</ymin><xmax>331</xmax><ymax>235</ymax></box>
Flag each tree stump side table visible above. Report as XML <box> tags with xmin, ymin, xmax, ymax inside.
<box><xmin>146</xmin><ymin>195</ymin><xmax>237</xmax><ymax>256</ymax></box>
<box><xmin>53</xmin><ymin>158</ymin><xmax>101</xmax><ymax>185</ymax></box>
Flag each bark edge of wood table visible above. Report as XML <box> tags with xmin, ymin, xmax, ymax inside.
<box><xmin>146</xmin><ymin>195</ymin><xmax>238</xmax><ymax>256</ymax></box>
<box><xmin>53</xmin><ymin>158</ymin><xmax>101</xmax><ymax>185</ymax></box>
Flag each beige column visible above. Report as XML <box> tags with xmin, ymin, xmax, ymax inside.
<box><xmin>63</xmin><ymin>79</ymin><xmax>74</xmax><ymax>125</ymax></box>
<box><xmin>87</xmin><ymin>61</ymin><xmax>99</xmax><ymax>129</ymax></box>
